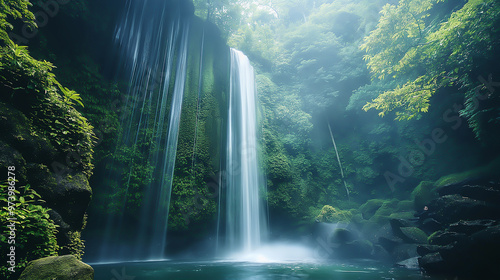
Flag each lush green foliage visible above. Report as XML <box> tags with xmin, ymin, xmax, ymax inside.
<box><xmin>0</xmin><ymin>1</ymin><xmax>94</xmax><ymax>271</ymax></box>
<box><xmin>0</xmin><ymin>0</ymin><xmax>35</xmax><ymax>43</ymax></box>
<box><xmin>227</xmin><ymin>0</ymin><xmax>396</xmax><ymax>221</ymax></box>
<box><xmin>4</xmin><ymin>0</ymin><xmax>498</xmax><ymax>257</ymax></box>
<box><xmin>0</xmin><ymin>0</ymin><xmax>95</xmax><ymax>176</ymax></box>
<box><xmin>62</xmin><ymin>231</ymin><xmax>86</xmax><ymax>260</ymax></box>
<box><xmin>193</xmin><ymin>0</ymin><xmax>243</xmax><ymax>39</ymax></box>
<box><xmin>0</xmin><ymin>42</ymin><xmax>95</xmax><ymax>176</ymax></box>
<box><xmin>0</xmin><ymin>184</ymin><xmax>59</xmax><ymax>279</ymax></box>
<box><xmin>362</xmin><ymin>0</ymin><xmax>500</xmax><ymax>123</ymax></box>
<box><xmin>221</xmin><ymin>0</ymin><xmax>500</xmax><ymax>226</ymax></box>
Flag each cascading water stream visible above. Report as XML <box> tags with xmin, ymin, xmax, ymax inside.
<box><xmin>97</xmin><ymin>0</ymin><xmax>190</xmax><ymax>261</ymax></box>
<box><xmin>95</xmin><ymin>1</ymin><xmax>267</xmax><ymax>263</ymax></box>
<box><xmin>224</xmin><ymin>49</ymin><xmax>267</xmax><ymax>254</ymax></box>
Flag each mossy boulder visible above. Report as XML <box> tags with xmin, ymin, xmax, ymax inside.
<box><xmin>44</xmin><ymin>173</ymin><xmax>92</xmax><ymax>230</ymax></box>
<box><xmin>429</xmin><ymin>194</ymin><xmax>500</xmax><ymax>224</ymax></box>
<box><xmin>316</xmin><ymin>205</ymin><xmax>353</xmax><ymax>223</ymax></box>
<box><xmin>411</xmin><ymin>181</ymin><xmax>438</xmax><ymax>211</ymax></box>
<box><xmin>435</xmin><ymin>157</ymin><xmax>500</xmax><ymax>187</ymax></box>
<box><xmin>428</xmin><ymin>231</ymin><xmax>468</xmax><ymax>246</ymax></box>
<box><xmin>358</xmin><ymin>199</ymin><xmax>417</xmax><ymax>243</ymax></box>
<box><xmin>330</xmin><ymin>228</ymin><xmax>356</xmax><ymax>244</ymax></box>
<box><xmin>359</xmin><ymin>199</ymin><xmax>385</xmax><ymax>220</ymax></box>
<box><xmin>369</xmin><ymin>199</ymin><xmax>399</xmax><ymax>224</ymax></box>
<box><xmin>397</xmin><ymin>200</ymin><xmax>414</xmax><ymax>211</ymax></box>
<box><xmin>388</xmin><ymin>211</ymin><xmax>415</xmax><ymax>220</ymax></box>
<box><xmin>19</xmin><ymin>255</ymin><xmax>93</xmax><ymax>280</ymax></box>
<box><xmin>398</xmin><ymin>227</ymin><xmax>429</xmax><ymax>244</ymax></box>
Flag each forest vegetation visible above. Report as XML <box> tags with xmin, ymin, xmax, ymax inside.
<box><xmin>1</xmin><ymin>0</ymin><xmax>500</xmax><ymax>279</ymax></box>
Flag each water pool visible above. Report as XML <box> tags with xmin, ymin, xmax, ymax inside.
<box><xmin>92</xmin><ymin>259</ymin><xmax>442</xmax><ymax>280</ymax></box>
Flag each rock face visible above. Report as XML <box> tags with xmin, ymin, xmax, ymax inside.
<box><xmin>416</xmin><ymin>181</ymin><xmax>500</xmax><ymax>279</ymax></box>
<box><xmin>18</xmin><ymin>255</ymin><xmax>94</xmax><ymax>280</ymax></box>
<box><xmin>0</xmin><ymin>102</ymin><xmax>93</xmax><ymax>246</ymax></box>
<box><xmin>367</xmin><ymin>179</ymin><xmax>500</xmax><ymax>279</ymax></box>
<box><xmin>429</xmin><ymin>194</ymin><xmax>500</xmax><ymax>224</ymax></box>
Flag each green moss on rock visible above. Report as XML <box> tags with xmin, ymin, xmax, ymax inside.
<box><xmin>435</xmin><ymin>157</ymin><xmax>500</xmax><ymax>187</ymax></box>
<box><xmin>18</xmin><ymin>255</ymin><xmax>93</xmax><ymax>280</ymax></box>
<box><xmin>388</xmin><ymin>211</ymin><xmax>415</xmax><ymax>220</ymax></box>
<box><xmin>359</xmin><ymin>199</ymin><xmax>385</xmax><ymax>220</ymax></box>
<box><xmin>399</xmin><ymin>227</ymin><xmax>429</xmax><ymax>244</ymax></box>
<box><xmin>316</xmin><ymin>205</ymin><xmax>353</xmax><ymax>223</ymax></box>
<box><xmin>411</xmin><ymin>181</ymin><xmax>438</xmax><ymax>211</ymax></box>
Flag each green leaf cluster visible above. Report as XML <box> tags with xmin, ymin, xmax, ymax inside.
<box><xmin>0</xmin><ymin>0</ymin><xmax>36</xmax><ymax>44</ymax></box>
<box><xmin>362</xmin><ymin>0</ymin><xmax>500</xmax><ymax>122</ymax></box>
<box><xmin>61</xmin><ymin>231</ymin><xmax>85</xmax><ymax>260</ymax></box>
<box><xmin>0</xmin><ymin>184</ymin><xmax>59</xmax><ymax>279</ymax></box>
<box><xmin>0</xmin><ymin>39</ymin><xmax>95</xmax><ymax>176</ymax></box>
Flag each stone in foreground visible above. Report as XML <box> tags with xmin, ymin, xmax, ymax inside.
<box><xmin>19</xmin><ymin>255</ymin><xmax>93</xmax><ymax>280</ymax></box>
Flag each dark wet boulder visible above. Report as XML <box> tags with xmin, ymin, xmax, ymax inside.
<box><xmin>449</xmin><ymin>219</ymin><xmax>498</xmax><ymax>236</ymax></box>
<box><xmin>470</xmin><ymin>224</ymin><xmax>500</xmax><ymax>242</ymax></box>
<box><xmin>437</xmin><ymin>183</ymin><xmax>500</xmax><ymax>203</ymax></box>
<box><xmin>420</xmin><ymin>218</ymin><xmax>442</xmax><ymax>234</ymax></box>
<box><xmin>48</xmin><ymin>210</ymin><xmax>72</xmax><ymax>249</ymax></box>
<box><xmin>416</xmin><ymin>244</ymin><xmax>452</xmax><ymax>256</ymax></box>
<box><xmin>18</xmin><ymin>255</ymin><xmax>94</xmax><ymax>280</ymax></box>
<box><xmin>418</xmin><ymin>225</ymin><xmax>500</xmax><ymax>278</ymax></box>
<box><xmin>460</xmin><ymin>185</ymin><xmax>500</xmax><ymax>204</ymax></box>
<box><xmin>428</xmin><ymin>194</ymin><xmax>500</xmax><ymax>224</ymax></box>
<box><xmin>378</xmin><ymin>237</ymin><xmax>400</xmax><ymax>254</ymax></box>
<box><xmin>418</xmin><ymin>252</ymin><xmax>449</xmax><ymax>275</ymax></box>
<box><xmin>428</xmin><ymin>231</ymin><xmax>468</xmax><ymax>246</ymax></box>
<box><xmin>330</xmin><ymin>228</ymin><xmax>356</xmax><ymax>244</ymax></box>
<box><xmin>29</xmin><ymin>172</ymin><xmax>92</xmax><ymax>231</ymax></box>
<box><xmin>51</xmin><ymin>173</ymin><xmax>92</xmax><ymax>230</ymax></box>
<box><xmin>436</xmin><ymin>183</ymin><xmax>462</xmax><ymax>196</ymax></box>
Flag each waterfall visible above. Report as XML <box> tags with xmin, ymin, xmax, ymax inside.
<box><xmin>97</xmin><ymin>0</ymin><xmax>190</xmax><ymax>261</ymax></box>
<box><xmin>93</xmin><ymin>0</ymin><xmax>265</xmax><ymax>262</ymax></box>
<box><xmin>224</xmin><ymin>49</ymin><xmax>267</xmax><ymax>253</ymax></box>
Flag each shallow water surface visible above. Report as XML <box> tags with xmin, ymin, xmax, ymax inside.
<box><xmin>93</xmin><ymin>260</ymin><xmax>440</xmax><ymax>280</ymax></box>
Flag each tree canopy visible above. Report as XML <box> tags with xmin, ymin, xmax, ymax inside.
<box><xmin>362</xmin><ymin>0</ymin><xmax>500</xmax><ymax>121</ymax></box>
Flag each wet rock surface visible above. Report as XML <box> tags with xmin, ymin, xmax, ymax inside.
<box><xmin>416</xmin><ymin>181</ymin><xmax>500</xmax><ymax>279</ymax></box>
